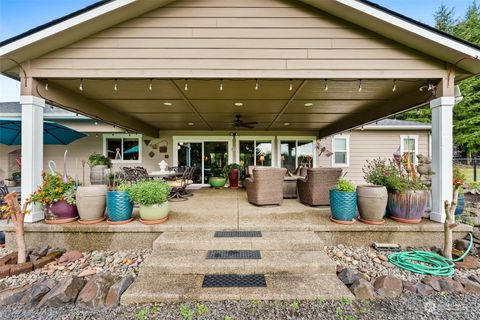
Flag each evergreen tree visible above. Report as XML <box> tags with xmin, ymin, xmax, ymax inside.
<box><xmin>398</xmin><ymin>2</ymin><xmax>480</xmax><ymax>155</ymax></box>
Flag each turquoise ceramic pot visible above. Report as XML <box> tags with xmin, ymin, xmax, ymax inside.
<box><xmin>330</xmin><ymin>189</ymin><xmax>357</xmax><ymax>221</ymax></box>
<box><xmin>107</xmin><ymin>191</ymin><xmax>133</xmax><ymax>222</ymax></box>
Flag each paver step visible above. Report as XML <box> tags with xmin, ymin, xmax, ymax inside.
<box><xmin>139</xmin><ymin>250</ymin><xmax>336</xmax><ymax>276</ymax></box>
<box><xmin>153</xmin><ymin>231</ymin><xmax>324</xmax><ymax>252</ymax></box>
<box><xmin>121</xmin><ymin>274</ymin><xmax>353</xmax><ymax>304</ymax></box>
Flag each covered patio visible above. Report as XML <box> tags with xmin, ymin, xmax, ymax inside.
<box><xmin>1</xmin><ymin>188</ymin><xmax>472</xmax><ymax>251</ymax></box>
<box><xmin>1</xmin><ymin>0</ymin><xmax>480</xmax><ymax>226</ymax></box>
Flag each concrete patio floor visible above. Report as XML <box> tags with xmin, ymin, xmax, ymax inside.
<box><xmin>1</xmin><ymin>188</ymin><xmax>472</xmax><ymax>250</ymax></box>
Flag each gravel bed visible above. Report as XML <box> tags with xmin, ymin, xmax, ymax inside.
<box><xmin>0</xmin><ymin>248</ymin><xmax>151</xmax><ymax>289</ymax></box>
<box><xmin>325</xmin><ymin>244</ymin><xmax>480</xmax><ymax>283</ymax></box>
<box><xmin>0</xmin><ymin>293</ymin><xmax>479</xmax><ymax>319</ymax></box>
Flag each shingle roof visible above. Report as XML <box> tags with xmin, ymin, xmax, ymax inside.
<box><xmin>0</xmin><ymin>101</ymin><xmax>73</xmax><ymax>115</ymax></box>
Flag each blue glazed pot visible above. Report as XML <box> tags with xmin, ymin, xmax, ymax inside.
<box><xmin>455</xmin><ymin>194</ymin><xmax>465</xmax><ymax>216</ymax></box>
<box><xmin>107</xmin><ymin>191</ymin><xmax>133</xmax><ymax>222</ymax></box>
<box><xmin>329</xmin><ymin>189</ymin><xmax>357</xmax><ymax>222</ymax></box>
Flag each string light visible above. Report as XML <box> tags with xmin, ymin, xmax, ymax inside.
<box><xmin>324</xmin><ymin>79</ymin><xmax>329</xmax><ymax>91</ymax></box>
<box><xmin>289</xmin><ymin>80</ymin><xmax>293</xmax><ymax>91</ymax></box>
<box><xmin>94</xmin><ymin>121</ymin><xmax>98</xmax><ymax>126</ymax></box>
<box><xmin>428</xmin><ymin>80</ymin><xmax>434</xmax><ymax>91</ymax></box>
<box><xmin>184</xmin><ymin>79</ymin><xmax>188</xmax><ymax>91</ymax></box>
<box><xmin>392</xmin><ymin>80</ymin><xmax>397</xmax><ymax>92</ymax></box>
<box><xmin>79</xmin><ymin>78</ymin><xmax>83</xmax><ymax>91</ymax></box>
<box><xmin>114</xmin><ymin>79</ymin><xmax>118</xmax><ymax>91</ymax></box>
<box><xmin>358</xmin><ymin>80</ymin><xmax>363</xmax><ymax>92</ymax></box>
<box><xmin>148</xmin><ymin>79</ymin><xmax>153</xmax><ymax>91</ymax></box>
<box><xmin>95</xmin><ymin>133</ymin><xmax>99</xmax><ymax>138</ymax></box>
<box><xmin>50</xmin><ymin>106</ymin><xmax>54</xmax><ymax>111</ymax></box>
<box><xmin>219</xmin><ymin>79</ymin><xmax>223</xmax><ymax>91</ymax></box>
<box><xmin>255</xmin><ymin>79</ymin><xmax>259</xmax><ymax>91</ymax></box>
<box><xmin>44</xmin><ymin>80</ymin><xmax>49</xmax><ymax>91</ymax></box>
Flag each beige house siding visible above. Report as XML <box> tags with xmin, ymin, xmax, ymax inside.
<box><xmin>318</xmin><ymin>130</ymin><xmax>430</xmax><ymax>186</ymax></box>
<box><xmin>31</xmin><ymin>0</ymin><xmax>445</xmax><ymax>77</ymax></box>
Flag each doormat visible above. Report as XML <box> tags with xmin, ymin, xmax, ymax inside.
<box><xmin>202</xmin><ymin>274</ymin><xmax>266</xmax><ymax>288</ymax></box>
<box><xmin>214</xmin><ymin>231</ymin><xmax>262</xmax><ymax>238</ymax></box>
<box><xmin>207</xmin><ymin>250</ymin><xmax>261</xmax><ymax>260</ymax></box>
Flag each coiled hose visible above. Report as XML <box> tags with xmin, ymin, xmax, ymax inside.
<box><xmin>387</xmin><ymin>233</ymin><xmax>474</xmax><ymax>277</ymax></box>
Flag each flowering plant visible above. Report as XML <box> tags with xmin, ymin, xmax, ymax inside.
<box><xmin>30</xmin><ymin>172</ymin><xmax>77</xmax><ymax>206</ymax></box>
<box><xmin>363</xmin><ymin>157</ymin><xmax>427</xmax><ymax>192</ymax></box>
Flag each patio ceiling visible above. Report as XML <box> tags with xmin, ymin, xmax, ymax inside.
<box><xmin>46</xmin><ymin>77</ymin><xmax>432</xmax><ymax>136</ymax></box>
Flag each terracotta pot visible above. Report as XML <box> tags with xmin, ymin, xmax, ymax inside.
<box><xmin>139</xmin><ymin>202</ymin><xmax>169</xmax><ymax>221</ymax></box>
<box><xmin>76</xmin><ymin>185</ymin><xmax>107</xmax><ymax>221</ymax></box>
<box><xmin>229</xmin><ymin>169</ymin><xmax>239</xmax><ymax>188</ymax></box>
<box><xmin>356</xmin><ymin>185</ymin><xmax>388</xmax><ymax>222</ymax></box>
<box><xmin>90</xmin><ymin>165</ymin><xmax>108</xmax><ymax>185</ymax></box>
<box><xmin>46</xmin><ymin>200</ymin><xmax>78</xmax><ymax>220</ymax></box>
<box><xmin>388</xmin><ymin>190</ymin><xmax>428</xmax><ymax>223</ymax></box>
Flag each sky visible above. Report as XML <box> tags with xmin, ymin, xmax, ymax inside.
<box><xmin>0</xmin><ymin>0</ymin><xmax>475</xmax><ymax>102</ymax></box>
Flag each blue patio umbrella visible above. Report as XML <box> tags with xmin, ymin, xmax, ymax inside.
<box><xmin>0</xmin><ymin>118</ymin><xmax>87</xmax><ymax>145</ymax></box>
<box><xmin>124</xmin><ymin>145</ymin><xmax>139</xmax><ymax>154</ymax></box>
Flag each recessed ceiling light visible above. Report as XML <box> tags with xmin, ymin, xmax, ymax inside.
<box><xmin>304</xmin><ymin>102</ymin><xmax>313</xmax><ymax>107</ymax></box>
<box><xmin>188</xmin><ymin>122</ymin><xmax>194</xmax><ymax>126</ymax></box>
<box><xmin>283</xmin><ymin>122</ymin><xmax>290</xmax><ymax>126</ymax></box>
<box><xmin>234</xmin><ymin>102</ymin><xmax>244</xmax><ymax>107</ymax></box>
<box><xmin>163</xmin><ymin>102</ymin><xmax>173</xmax><ymax>106</ymax></box>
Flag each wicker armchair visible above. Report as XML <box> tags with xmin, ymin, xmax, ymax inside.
<box><xmin>244</xmin><ymin>167</ymin><xmax>287</xmax><ymax>206</ymax></box>
<box><xmin>297</xmin><ymin>168</ymin><xmax>342</xmax><ymax>206</ymax></box>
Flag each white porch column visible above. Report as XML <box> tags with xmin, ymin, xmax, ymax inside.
<box><xmin>20</xmin><ymin>95</ymin><xmax>45</xmax><ymax>223</ymax></box>
<box><xmin>429</xmin><ymin>96</ymin><xmax>455</xmax><ymax>223</ymax></box>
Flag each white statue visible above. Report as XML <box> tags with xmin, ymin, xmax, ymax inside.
<box><xmin>158</xmin><ymin>160</ymin><xmax>169</xmax><ymax>173</ymax></box>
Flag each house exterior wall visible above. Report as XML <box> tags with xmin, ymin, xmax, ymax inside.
<box><xmin>318</xmin><ymin>130</ymin><xmax>430</xmax><ymax>186</ymax></box>
<box><xmin>30</xmin><ymin>0</ymin><xmax>445</xmax><ymax>78</ymax></box>
<box><xmin>1</xmin><ymin>128</ymin><xmax>429</xmax><ymax>188</ymax></box>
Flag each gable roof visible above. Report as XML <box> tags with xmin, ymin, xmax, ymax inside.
<box><xmin>363</xmin><ymin>119</ymin><xmax>431</xmax><ymax>130</ymax></box>
<box><xmin>1</xmin><ymin>0</ymin><xmax>479</xmax><ymax>77</ymax></box>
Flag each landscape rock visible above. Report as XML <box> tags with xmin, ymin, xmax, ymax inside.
<box><xmin>37</xmin><ymin>276</ymin><xmax>86</xmax><ymax>308</ymax></box>
<box><xmin>37</xmin><ymin>245</ymin><xmax>51</xmax><ymax>257</ymax></box>
<box><xmin>105</xmin><ymin>275</ymin><xmax>134</xmax><ymax>306</ymax></box>
<box><xmin>421</xmin><ymin>276</ymin><xmax>442</xmax><ymax>292</ymax></box>
<box><xmin>33</xmin><ymin>252</ymin><xmax>62</xmax><ymax>270</ymax></box>
<box><xmin>338</xmin><ymin>268</ymin><xmax>358</xmax><ymax>286</ymax></box>
<box><xmin>455</xmin><ymin>256</ymin><xmax>480</xmax><ymax>270</ymax></box>
<box><xmin>59</xmin><ymin>251</ymin><xmax>83</xmax><ymax>265</ymax></box>
<box><xmin>0</xmin><ymin>265</ymin><xmax>11</xmax><ymax>279</ymax></box>
<box><xmin>350</xmin><ymin>279</ymin><xmax>376</xmax><ymax>300</ymax></box>
<box><xmin>0</xmin><ymin>252</ymin><xmax>17</xmax><ymax>265</ymax></box>
<box><xmin>78</xmin><ymin>268</ymin><xmax>96</xmax><ymax>278</ymax></box>
<box><xmin>468</xmin><ymin>275</ymin><xmax>480</xmax><ymax>285</ymax></box>
<box><xmin>402</xmin><ymin>281</ymin><xmax>417</xmax><ymax>294</ymax></box>
<box><xmin>0</xmin><ymin>283</ymin><xmax>33</xmax><ymax>305</ymax></box>
<box><xmin>416</xmin><ymin>283</ymin><xmax>434</xmax><ymax>296</ymax></box>
<box><xmin>438</xmin><ymin>278</ymin><xmax>465</xmax><ymax>293</ymax></box>
<box><xmin>76</xmin><ymin>272</ymin><xmax>117</xmax><ymax>308</ymax></box>
<box><xmin>19</xmin><ymin>283</ymin><xmax>52</xmax><ymax>308</ymax></box>
<box><xmin>463</xmin><ymin>279</ymin><xmax>480</xmax><ymax>293</ymax></box>
<box><xmin>453</xmin><ymin>239</ymin><xmax>470</xmax><ymax>252</ymax></box>
<box><xmin>374</xmin><ymin>275</ymin><xmax>403</xmax><ymax>298</ymax></box>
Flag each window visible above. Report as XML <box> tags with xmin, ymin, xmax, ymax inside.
<box><xmin>237</xmin><ymin>137</ymin><xmax>273</xmax><ymax>168</ymax></box>
<box><xmin>103</xmin><ymin>134</ymin><xmax>142</xmax><ymax>163</ymax></box>
<box><xmin>332</xmin><ymin>135</ymin><xmax>349</xmax><ymax>167</ymax></box>
<box><xmin>278</xmin><ymin>137</ymin><xmax>315</xmax><ymax>171</ymax></box>
<box><xmin>400</xmin><ymin>135</ymin><xmax>418</xmax><ymax>164</ymax></box>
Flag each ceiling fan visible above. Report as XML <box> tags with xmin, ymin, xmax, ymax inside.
<box><xmin>231</xmin><ymin>114</ymin><xmax>258</xmax><ymax>129</ymax></box>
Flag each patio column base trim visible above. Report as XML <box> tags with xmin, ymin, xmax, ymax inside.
<box><xmin>20</xmin><ymin>95</ymin><xmax>45</xmax><ymax>223</ymax></box>
<box><xmin>429</xmin><ymin>96</ymin><xmax>454</xmax><ymax>223</ymax></box>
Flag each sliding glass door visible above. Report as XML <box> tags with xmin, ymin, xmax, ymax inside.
<box><xmin>236</xmin><ymin>137</ymin><xmax>274</xmax><ymax>171</ymax></box>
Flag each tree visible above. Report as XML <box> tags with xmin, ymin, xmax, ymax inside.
<box><xmin>398</xmin><ymin>2</ymin><xmax>480</xmax><ymax>155</ymax></box>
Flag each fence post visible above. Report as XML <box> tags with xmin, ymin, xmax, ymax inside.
<box><xmin>474</xmin><ymin>157</ymin><xmax>477</xmax><ymax>182</ymax></box>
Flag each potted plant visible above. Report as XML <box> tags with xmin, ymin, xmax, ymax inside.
<box><xmin>329</xmin><ymin>178</ymin><xmax>357</xmax><ymax>225</ymax></box>
<box><xmin>208</xmin><ymin>167</ymin><xmax>226</xmax><ymax>189</ymax></box>
<box><xmin>76</xmin><ymin>184</ymin><xmax>108</xmax><ymax>224</ymax></box>
<box><xmin>11</xmin><ymin>171</ymin><xmax>21</xmax><ymax>185</ymax></box>
<box><xmin>88</xmin><ymin>152</ymin><xmax>112</xmax><ymax>185</ymax></box>
<box><xmin>128</xmin><ymin>179</ymin><xmax>171</xmax><ymax>224</ymax></box>
<box><xmin>31</xmin><ymin>172</ymin><xmax>78</xmax><ymax>223</ymax></box>
<box><xmin>360</xmin><ymin>158</ymin><xmax>390</xmax><ymax>224</ymax></box>
<box><xmin>224</xmin><ymin>163</ymin><xmax>241</xmax><ymax>188</ymax></box>
<box><xmin>107</xmin><ymin>173</ymin><xmax>133</xmax><ymax>224</ymax></box>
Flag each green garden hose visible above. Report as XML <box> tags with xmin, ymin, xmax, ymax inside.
<box><xmin>387</xmin><ymin>233</ymin><xmax>474</xmax><ymax>277</ymax></box>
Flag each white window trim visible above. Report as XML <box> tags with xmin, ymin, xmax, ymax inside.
<box><xmin>277</xmin><ymin>136</ymin><xmax>317</xmax><ymax>168</ymax></box>
<box><xmin>235</xmin><ymin>136</ymin><xmax>275</xmax><ymax>167</ymax></box>
<box><xmin>103</xmin><ymin>133</ymin><xmax>142</xmax><ymax>164</ymax></box>
<box><xmin>331</xmin><ymin>135</ymin><xmax>350</xmax><ymax>168</ymax></box>
<box><xmin>400</xmin><ymin>135</ymin><xmax>419</xmax><ymax>165</ymax></box>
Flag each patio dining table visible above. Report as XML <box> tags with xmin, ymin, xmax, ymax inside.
<box><xmin>148</xmin><ymin>171</ymin><xmax>183</xmax><ymax>179</ymax></box>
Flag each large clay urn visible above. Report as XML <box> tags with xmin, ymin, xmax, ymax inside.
<box><xmin>76</xmin><ymin>185</ymin><xmax>108</xmax><ymax>221</ymax></box>
<box><xmin>356</xmin><ymin>185</ymin><xmax>388</xmax><ymax>224</ymax></box>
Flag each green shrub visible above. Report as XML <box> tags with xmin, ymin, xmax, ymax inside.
<box><xmin>223</xmin><ymin>163</ymin><xmax>242</xmax><ymax>177</ymax></box>
<box><xmin>128</xmin><ymin>180</ymin><xmax>171</xmax><ymax>206</ymax></box>
<box><xmin>335</xmin><ymin>179</ymin><xmax>355</xmax><ymax>192</ymax></box>
<box><xmin>88</xmin><ymin>152</ymin><xmax>112</xmax><ymax>167</ymax></box>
